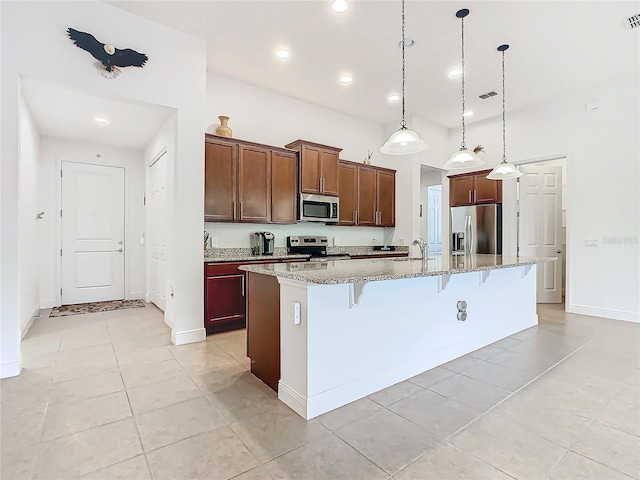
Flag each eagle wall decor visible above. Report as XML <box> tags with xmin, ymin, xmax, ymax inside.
<box><xmin>67</xmin><ymin>28</ymin><xmax>148</xmax><ymax>79</ymax></box>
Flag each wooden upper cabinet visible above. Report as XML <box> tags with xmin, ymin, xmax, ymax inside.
<box><xmin>357</xmin><ymin>166</ymin><xmax>377</xmax><ymax>226</ymax></box>
<box><xmin>271</xmin><ymin>151</ymin><xmax>297</xmax><ymax>224</ymax></box>
<box><xmin>338</xmin><ymin>162</ymin><xmax>357</xmax><ymax>225</ymax></box>
<box><xmin>376</xmin><ymin>169</ymin><xmax>396</xmax><ymax>227</ymax></box>
<box><xmin>285</xmin><ymin>140</ymin><xmax>342</xmax><ymax>195</ymax></box>
<box><xmin>449</xmin><ymin>169</ymin><xmax>502</xmax><ymax>206</ymax></box>
<box><xmin>238</xmin><ymin>145</ymin><xmax>271</xmax><ymax>222</ymax></box>
<box><xmin>205</xmin><ymin>139</ymin><xmax>237</xmax><ymax>221</ymax></box>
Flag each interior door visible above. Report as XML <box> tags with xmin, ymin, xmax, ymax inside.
<box><xmin>519</xmin><ymin>165</ymin><xmax>563</xmax><ymax>303</ymax></box>
<box><xmin>427</xmin><ymin>185</ymin><xmax>442</xmax><ymax>253</ymax></box>
<box><xmin>61</xmin><ymin>161</ymin><xmax>125</xmax><ymax>304</ymax></box>
<box><xmin>148</xmin><ymin>152</ymin><xmax>167</xmax><ymax>311</ymax></box>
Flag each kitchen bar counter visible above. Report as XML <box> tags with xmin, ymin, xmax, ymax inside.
<box><xmin>239</xmin><ymin>254</ymin><xmax>544</xmax><ymax>284</ymax></box>
<box><xmin>204</xmin><ymin>245</ymin><xmax>409</xmax><ymax>263</ymax></box>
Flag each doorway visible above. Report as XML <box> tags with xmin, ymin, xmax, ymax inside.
<box><xmin>426</xmin><ymin>185</ymin><xmax>442</xmax><ymax>253</ymax></box>
<box><xmin>147</xmin><ymin>150</ymin><xmax>168</xmax><ymax>311</ymax></box>
<box><xmin>517</xmin><ymin>158</ymin><xmax>567</xmax><ymax>303</ymax></box>
<box><xmin>61</xmin><ymin>161</ymin><xmax>125</xmax><ymax>304</ymax></box>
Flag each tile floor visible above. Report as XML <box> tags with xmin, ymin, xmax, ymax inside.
<box><xmin>1</xmin><ymin>303</ymin><xmax>638</xmax><ymax>479</ymax></box>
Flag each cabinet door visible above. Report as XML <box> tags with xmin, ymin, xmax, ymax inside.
<box><xmin>357</xmin><ymin>166</ymin><xmax>377</xmax><ymax>226</ymax></box>
<box><xmin>204</xmin><ymin>140</ymin><xmax>237</xmax><ymax>221</ymax></box>
<box><xmin>450</xmin><ymin>175</ymin><xmax>474</xmax><ymax>206</ymax></box>
<box><xmin>338</xmin><ymin>162</ymin><xmax>357</xmax><ymax>225</ymax></box>
<box><xmin>299</xmin><ymin>145</ymin><xmax>321</xmax><ymax>194</ymax></box>
<box><xmin>474</xmin><ymin>174</ymin><xmax>501</xmax><ymax>204</ymax></box>
<box><xmin>271</xmin><ymin>151</ymin><xmax>297</xmax><ymax>224</ymax></box>
<box><xmin>205</xmin><ymin>273</ymin><xmax>245</xmax><ymax>327</ymax></box>
<box><xmin>319</xmin><ymin>150</ymin><xmax>339</xmax><ymax>195</ymax></box>
<box><xmin>376</xmin><ymin>170</ymin><xmax>396</xmax><ymax>227</ymax></box>
<box><xmin>238</xmin><ymin>145</ymin><xmax>271</xmax><ymax>222</ymax></box>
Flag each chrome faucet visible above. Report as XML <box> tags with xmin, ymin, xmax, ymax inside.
<box><xmin>412</xmin><ymin>237</ymin><xmax>429</xmax><ymax>260</ymax></box>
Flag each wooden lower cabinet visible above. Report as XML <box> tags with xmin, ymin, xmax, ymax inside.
<box><xmin>204</xmin><ymin>262</ymin><xmax>248</xmax><ymax>334</ymax></box>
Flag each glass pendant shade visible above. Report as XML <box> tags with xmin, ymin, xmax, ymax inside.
<box><xmin>443</xmin><ymin>148</ymin><xmax>483</xmax><ymax>169</ymax></box>
<box><xmin>486</xmin><ymin>161</ymin><xmax>522</xmax><ymax>180</ymax></box>
<box><xmin>380</xmin><ymin>128</ymin><xmax>428</xmax><ymax>155</ymax></box>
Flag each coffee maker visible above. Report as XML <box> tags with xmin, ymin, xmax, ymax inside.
<box><xmin>251</xmin><ymin>232</ymin><xmax>275</xmax><ymax>256</ymax></box>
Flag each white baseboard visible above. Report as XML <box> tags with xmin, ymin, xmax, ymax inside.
<box><xmin>278</xmin><ymin>381</ymin><xmax>308</xmax><ymax>419</ymax></box>
<box><xmin>21</xmin><ymin>307</ymin><xmax>40</xmax><ymax>339</ymax></box>
<box><xmin>40</xmin><ymin>299</ymin><xmax>57</xmax><ymax>309</ymax></box>
<box><xmin>568</xmin><ymin>304</ymin><xmax>639</xmax><ymax>323</ymax></box>
<box><xmin>171</xmin><ymin>327</ymin><xmax>206</xmax><ymax>346</ymax></box>
<box><xmin>1</xmin><ymin>357</ymin><xmax>22</xmax><ymax>379</ymax></box>
<box><xmin>145</xmin><ymin>294</ymin><xmax>151</xmax><ymax>303</ymax></box>
<box><xmin>129</xmin><ymin>291</ymin><xmax>145</xmax><ymax>300</ymax></box>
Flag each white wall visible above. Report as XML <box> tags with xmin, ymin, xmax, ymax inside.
<box><xmin>38</xmin><ymin>138</ymin><xmax>146</xmax><ymax>307</ymax></box>
<box><xmin>456</xmin><ymin>78</ymin><xmax>640</xmax><ymax>322</ymax></box>
<box><xmin>18</xmin><ymin>89</ymin><xmax>41</xmax><ymax>337</ymax></box>
<box><xmin>1</xmin><ymin>1</ymin><xmax>207</xmax><ymax>377</ymax></box>
<box><xmin>206</xmin><ymin>73</ymin><xmax>398</xmax><ymax>247</ymax></box>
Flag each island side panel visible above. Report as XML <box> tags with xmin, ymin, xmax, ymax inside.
<box><xmin>246</xmin><ymin>272</ymin><xmax>281</xmax><ymax>392</ymax></box>
<box><xmin>297</xmin><ymin>264</ymin><xmax>537</xmax><ymax>419</ymax></box>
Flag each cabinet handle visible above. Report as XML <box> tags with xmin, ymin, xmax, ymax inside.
<box><xmin>376</xmin><ymin>211</ymin><xmax>380</xmax><ymax>225</ymax></box>
<box><xmin>241</xmin><ymin>275</ymin><xmax>245</xmax><ymax>297</ymax></box>
<box><xmin>233</xmin><ymin>200</ymin><xmax>236</xmax><ymax>219</ymax></box>
<box><xmin>240</xmin><ymin>202</ymin><xmax>243</xmax><ymax>219</ymax></box>
<box><xmin>355</xmin><ymin>209</ymin><xmax>358</xmax><ymax>224</ymax></box>
<box><xmin>469</xmin><ymin>191</ymin><xmax>472</xmax><ymax>204</ymax></box>
<box><xmin>271</xmin><ymin>204</ymin><xmax>274</xmax><ymax>221</ymax></box>
<box><xmin>320</xmin><ymin>177</ymin><xmax>324</xmax><ymax>193</ymax></box>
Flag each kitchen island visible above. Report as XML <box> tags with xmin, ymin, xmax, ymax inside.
<box><xmin>240</xmin><ymin>255</ymin><xmax>545</xmax><ymax>420</ymax></box>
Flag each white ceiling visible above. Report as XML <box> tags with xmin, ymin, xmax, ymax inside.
<box><xmin>108</xmin><ymin>0</ymin><xmax>640</xmax><ymax>129</ymax></box>
<box><xmin>21</xmin><ymin>78</ymin><xmax>174</xmax><ymax>149</ymax></box>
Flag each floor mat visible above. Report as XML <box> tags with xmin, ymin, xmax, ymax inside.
<box><xmin>49</xmin><ymin>299</ymin><xmax>146</xmax><ymax>317</ymax></box>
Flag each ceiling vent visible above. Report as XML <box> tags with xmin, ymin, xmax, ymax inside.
<box><xmin>623</xmin><ymin>13</ymin><xmax>640</xmax><ymax>29</ymax></box>
<box><xmin>479</xmin><ymin>91</ymin><xmax>498</xmax><ymax>100</ymax></box>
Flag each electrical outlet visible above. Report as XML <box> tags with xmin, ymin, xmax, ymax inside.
<box><xmin>211</xmin><ymin>236</ymin><xmax>218</xmax><ymax>247</ymax></box>
<box><xmin>291</xmin><ymin>302</ymin><xmax>301</xmax><ymax>324</ymax></box>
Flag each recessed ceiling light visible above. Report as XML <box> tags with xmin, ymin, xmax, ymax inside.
<box><xmin>399</xmin><ymin>38</ymin><xmax>415</xmax><ymax>48</ymax></box>
<box><xmin>276</xmin><ymin>49</ymin><xmax>290</xmax><ymax>60</ymax></box>
<box><xmin>339</xmin><ymin>74</ymin><xmax>353</xmax><ymax>85</ymax></box>
<box><xmin>387</xmin><ymin>94</ymin><xmax>400</xmax><ymax>103</ymax></box>
<box><xmin>331</xmin><ymin>0</ymin><xmax>348</xmax><ymax>13</ymax></box>
<box><xmin>463</xmin><ymin>111</ymin><xmax>474</xmax><ymax>117</ymax></box>
<box><xmin>93</xmin><ymin>116</ymin><xmax>109</xmax><ymax>125</ymax></box>
<box><xmin>448</xmin><ymin>69</ymin><xmax>462</xmax><ymax>78</ymax></box>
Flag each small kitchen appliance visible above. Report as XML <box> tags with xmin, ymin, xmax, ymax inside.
<box><xmin>251</xmin><ymin>231</ymin><xmax>275</xmax><ymax>256</ymax></box>
<box><xmin>286</xmin><ymin>235</ymin><xmax>350</xmax><ymax>261</ymax></box>
<box><xmin>298</xmin><ymin>194</ymin><xmax>339</xmax><ymax>223</ymax></box>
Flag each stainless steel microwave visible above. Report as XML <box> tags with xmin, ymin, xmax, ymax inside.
<box><xmin>298</xmin><ymin>194</ymin><xmax>339</xmax><ymax>223</ymax></box>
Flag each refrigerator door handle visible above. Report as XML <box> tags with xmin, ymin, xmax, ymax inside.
<box><xmin>466</xmin><ymin>215</ymin><xmax>473</xmax><ymax>254</ymax></box>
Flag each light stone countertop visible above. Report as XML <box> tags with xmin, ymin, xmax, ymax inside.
<box><xmin>238</xmin><ymin>254</ymin><xmax>553</xmax><ymax>285</ymax></box>
<box><xmin>204</xmin><ymin>246</ymin><xmax>409</xmax><ymax>263</ymax></box>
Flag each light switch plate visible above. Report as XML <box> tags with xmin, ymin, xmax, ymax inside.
<box><xmin>292</xmin><ymin>302</ymin><xmax>301</xmax><ymax>325</ymax></box>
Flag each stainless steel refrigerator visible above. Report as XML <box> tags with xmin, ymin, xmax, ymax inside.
<box><xmin>451</xmin><ymin>204</ymin><xmax>502</xmax><ymax>255</ymax></box>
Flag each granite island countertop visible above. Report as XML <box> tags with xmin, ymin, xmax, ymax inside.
<box><xmin>238</xmin><ymin>254</ymin><xmax>553</xmax><ymax>285</ymax></box>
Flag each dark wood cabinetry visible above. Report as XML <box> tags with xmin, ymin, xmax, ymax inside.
<box><xmin>204</xmin><ymin>262</ymin><xmax>247</xmax><ymax>334</ymax></box>
<box><xmin>285</xmin><ymin>140</ymin><xmax>341</xmax><ymax>196</ymax></box>
<box><xmin>205</xmin><ymin>134</ymin><xmax>298</xmax><ymax>224</ymax></box>
<box><xmin>338</xmin><ymin>160</ymin><xmax>396</xmax><ymax>227</ymax></box>
<box><xmin>449</xmin><ymin>169</ymin><xmax>502</xmax><ymax>207</ymax></box>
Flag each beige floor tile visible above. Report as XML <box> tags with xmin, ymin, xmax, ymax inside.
<box><xmin>484</xmin><ymin>347</ymin><xmax>557</xmax><ymax>372</ymax></box>
<box><xmin>548</xmin><ymin>451</ymin><xmax>635</xmax><ymax>480</ymax></box>
<box><xmin>0</xmin><ymin>369</ymin><xmax>52</xmax><ymax>397</ymax></box>
<box><xmin>232</xmin><ymin>466</ymin><xmax>274</xmax><ymax>480</ymax></box>
<box><xmin>120</xmin><ymin>358</ymin><xmax>184</xmax><ymax>389</ymax></box>
<box><xmin>191</xmin><ymin>363</ymin><xmax>251</xmax><ymax>395</ymax></box>
<box><xmin>60</xmin><ymin>323</ymin><xmax>112</xmax><ymax>351</ymax></box>
<box><xmin>80</xmin><ymin>454</ymin><xmax>151</xmax><ymax>480</ymax></box>
<box><xmin>146</xmin><ymin>427</ymin><xmax>258</xmax><ymax>480</ymax></box>
<box><xmin>264</xmin><ymin>433</ymin><xmax>388</xmax><ymax>480</ymax></box>
<box><xmin>316</xmin><ymin>397</ymin><xmax>383</xmax><ymax>432</ymax></box>
<box><xmin>367</xmin><ymin>380</ymin><xmax>423</xmax><ymax>407</ymax></box>
<box><xmin>48</xmin><ymin>369</ymin><xmax>124</xmax><ymax>406</ymax></box>
<box><xmin>1</xmin><ymin>440</ymin><xmax>37</xmax><ymax>480</ymax></box>
<box><xmin>206</xmin><ymin>375</ymin><xmax>281</xmax><ymax>422</ymax></box>
<box><xmin>1</xmin><ymin>410</ymin><xmax>45</xmax><ymax>449</ymax></box>
<box><xmin>52</xmin><ymin>343</ymin><xmax>119</xmax><ymax>383</ymax></box>
<box><xmin>1</xmin><ymin>387</ymin><xmax>50</xmax><ymax>420</ymax></box>
<box><xmin>41</xmin><ymin>390</ymin><xmax>132</xmax><ymax>441</ymax></box>
<box><xmin>135</xmin><ymin>397</ymin><xmax>226</xmax><ymax>452</ymax></box>
<box><xmin>488</xmin><ymin>336</ymin><xmax>523</xmax><ymax>350</ymax></box>
<box><xmin>171</xmin><ymin>344</ymin><xmax>240</xmax><ymax>373</ymax></box>
<box><xmin>450</xmin><ymin>413</ymin><xmax>569</xmax><ymax>479</ymax></box>
<box><xmin>115</xmin><ymin>346</ymin><xmax>173</xmax><ymax>367</ymax></box>
<box><xmin>231</xmin><ymin>403</ymin><xmax>329</xmax><ymax>462</ymax></box>
<box><xmin>32</xmin><ymin>418</ymin><xmax>142</xmax><ymax>479</ymax></box>
<box><xmin>408</xmin><ymin>366</ymin><xmax>455</xmax><ymax>388</ymax></box>
<box><xmin>441</xmin><ymin>355</ymin><xmax>485</xmax><ymax>374</ymax></box>
<box><xmin>427</xmin><ymin>373</ymin><xmax>512</xmax><ymax>411</ymax></box>
<box><xmin>597</xmin><ymin>384</ymin><xmax>640</xmax><ymax>437</ymax></box>
<box><xmin>111</xmin><ymin>333</ymin><xmax>173</xmax><ymax>353</ymax></box>
<box><xmin>571</xmin><ymin>422</ymin><xmax>640</xmax><ymax>479</ymax></box>
<box><xmin>395</xmin><ymin>442</ymin><xmax>513</xmax><ymax>480</ymax></box>
<box><xmin>127</xmin><ymin>374</ymin><xmax>202</xmax><ymax>414</ymax></box>
<box><xmin>468</xmin><ymin>344</ymin><xmax>504</xmax><ymax>361</ymax></box>
<box><xmin>388</xmin><ymin>389</ymin><xmax>481</xmax><ymax>440</ymax></box>
<box><xmin>335</xmin><ymin>408</ymin><xmax>438</xmax><ymax>475</ymax></box>
<box><xmin>461</xmin><ymin>359</ymin><xmax>544</xmax><ymax>392</ymax></box>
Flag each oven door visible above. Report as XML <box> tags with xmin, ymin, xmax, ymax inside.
<box><xmin>299</xmin><ymin>194</ymin><xmax>339</xmax><ymax>222</ymax></box>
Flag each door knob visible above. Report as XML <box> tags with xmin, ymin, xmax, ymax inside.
<box><xmin>118</xmin><ymin>240</ymin><xmax>123</xmax><ymax>245</ymax></box>
<box><xmin>114</xmin><ymin>248</ymin><xmax>123</xmax><ymax>253</ymax></box>
<box><xmin>555</xmin><ymin>249</ymin><xmax>562</xmax><ymax>254</ymax></box>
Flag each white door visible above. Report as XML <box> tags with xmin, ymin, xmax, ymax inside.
<box><xmin>519</xmin><ymin>165</ymin><xmax>562</xmax><ymax>303</ymax></box>
<box><xmin>148</xmin><ymin>152</ymin><xmax>167</xmax><ymax>311</ymax></box>
<box><xmin>61</xmin><ymin>162</ymin><xmax>125</xmax><ymax>304</ymax></box>
<box><xmin>427</xmin><ymin>185</ymin><xmax>442</xmax><ymax>253</ymax></box>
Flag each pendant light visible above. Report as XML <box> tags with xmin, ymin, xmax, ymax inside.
<box><xmin>487</xmin><ymin>45</ymin><xmax>523</xmax><ymax>180</ymax></box>
<box><xmin>380</xmin><ymin>0</ymin><xmax>428</xmax><ymax>155</ymax></box>
<box><xmin>443</xmin><ymin>9</ymin><xmax>483</xmax><ymax>169</ymax></box>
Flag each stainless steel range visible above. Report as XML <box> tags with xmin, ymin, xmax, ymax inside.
<box><xmin>286</xmin><ymin>235</ymin><xmax>351</xmax><ymax>261</ymax></box>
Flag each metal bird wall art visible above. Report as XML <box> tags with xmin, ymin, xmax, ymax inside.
<box><xmin>67</xmin><ymin>28</ymin><xmax>148</xmax><ymax>79</ymax></box>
